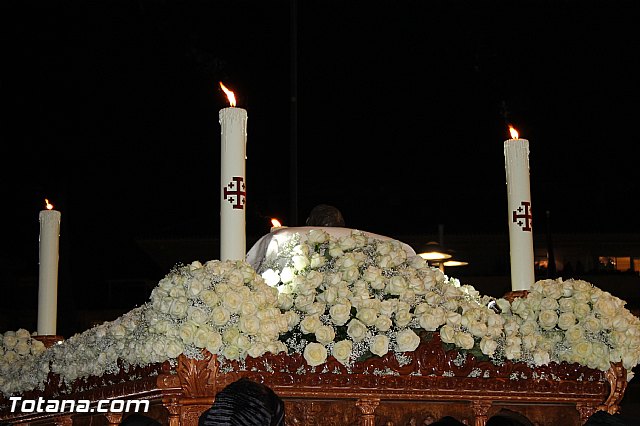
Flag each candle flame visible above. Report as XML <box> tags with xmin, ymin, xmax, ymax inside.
<box><xmin>45</xmin><ymin>199</ymin><xmax>54</xmax><ymax>210</ymax></box>
<box><xmin>219</xmin><ymin>82</ymin><xmax>236</xmax><ymax>107</ymax></box>
<box><xmin>271</xmin><ymin>218</ymin><xmax>282</xmax><ymax>228</ymax></box>
<box><xmin>509</xmin><ymin>125</ymin><xmax>519</xmax><ymax>140</ymax></box>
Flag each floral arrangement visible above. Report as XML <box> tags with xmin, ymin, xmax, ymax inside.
<box><xmin>1</xmin><ymin>229</ymin><xmax>639</xmax><ymax>399</ymax></box>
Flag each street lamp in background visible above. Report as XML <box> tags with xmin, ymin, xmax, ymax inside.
<box><xmin>418</xmin><ymin>241</ymin><xmax>452</xmax><ymax>272</ymax></box>
<box><xmin>417</xmin><ymin>225</ymin><xmax>469</xmax><ymax>273</ymax></box>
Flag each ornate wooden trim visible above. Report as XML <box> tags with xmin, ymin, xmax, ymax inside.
<box><xmin>598</xmin><ymin>362</ymin><xmax>628</xmax><ymax>415</ymax></box>
<box><xmin>356</xmin><ymin>398</ymin><xmax>380</xmax><ymax>426</ymax></box>
<box><xmin>175</xmin><ymin>351</ymin><xmax>218</xmax><ymax>398</ymax></box>
<box><xmin>104</xmin><ymin>411</ymin><xmax>123</xmax><ymax>426</ymax></box>
<box><xmin>470</xmin><ymin>400</ymin><xmax>491</xmax><ymax>426</ymax></box>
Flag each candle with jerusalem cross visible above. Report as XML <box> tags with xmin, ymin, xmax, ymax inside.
<box><xmin>219</xmin><ymin>82</ymin><xmax>248</xmax><ymax>261</ymax></box>
<box><xmin>504</xmin><ymin>125</ymin><xmax>535</xmax><ymax>291</ymax></box>
<box><xmin>38</xmin><ymin>199</ymin><xmax>61</xmax><ymax>336</ymax></box>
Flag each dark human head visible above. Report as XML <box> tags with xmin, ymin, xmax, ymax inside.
<box><xmin>198</xmin><ymin>377</ymin><xmax>285</xmax><ymax>426</ymax></box>
<box><xmin>485</xmin><ymin>409</ymin><xmax>534</xmax><ymax>426</ymax></box>
<box><xmin>305</xmin><ymin>204</ymin><xmax>345</xmax><ymax>227</ymax></box>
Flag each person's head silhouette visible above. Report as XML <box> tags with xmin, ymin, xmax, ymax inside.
<box><xmin>198</xmin><ymin>377</ymin><xmax>285</xmax><ymax>426</ymax></box>
<box><xmin>305</xmin><ymin>204</ymin><xmax>345</xmax><ymax>227</ymax></box>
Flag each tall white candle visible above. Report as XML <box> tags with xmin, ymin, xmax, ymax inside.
<box><xmin>37</xmin><ymin>199</ymin><xmax>61</xmax><ymax>336</ymax></box>
<box><xmin>504</xmin><ymin>126</ymin><xmax>535</xmax><ymax>291</ymax></box>
<box><xmin>219</xmin><ymin>82</ymin><xmax>247</xmax><ymax>261</ymax></box>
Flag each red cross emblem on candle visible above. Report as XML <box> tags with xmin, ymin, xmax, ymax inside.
<box><xmin>223</xmin><ymin>177</ymin><xmax>246</xmax><ymax>209</ymax></box>
<box><xmin>512</xmin><ymin>201</ymin><xmax>532</xmax><ymax>232</ymax></box>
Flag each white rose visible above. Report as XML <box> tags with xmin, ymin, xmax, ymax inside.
<box><xmin>303</xmin><ymin>342</ymin><xmax>328</xmax><ymax>367</ymax></box>
<box><xmin>394</xmin><ymin>310</ymin><xmax>413</xmax><ymax>328</ymax></box>
<box><xmin>387</xmin><ymin>276</ymin><xmax>408</xmax><ymax>296</ymax></box>
<box><xmin>495</xmin><ymin>298</ymin><xmax>511</xmax><ymax>314</ymax></box>
<box><xmin>15</xmin><ymin>329</ymin><xmax>31</xmax><ymax>339</ymax></box>
<box><xmin>346</xmin><ymin>319</ymin><xmax>368</xmax><ymax>342</ymax></box>
<box><xmin>247</xmin><ymin>342</ymin><xmax>267</xmax><ymax>358</ymax></box>
<box><xmin>467</xmin><ymin>321</ymin><xmax>488</xmax><ymax>338</ymax></box>
<box><xmin>211</xmin><ymin>306</ymin><xmax>231</xmax><ymax>326</ymax></box>
<box><xmin>169</xmin><ymin>297</ymin><xmax>189</xmax><ymax>318</ymax></box>
<box><xmin>573</xmin><ymin>302</ymin><xmax>591</xmax><ymax>320</ymax></box>
<box><xmin>480</xmin><ymin>337</ymin><xmax>498</xmax><ymax>356</ymax></box>
<box><xmin>538</xmin><ymin>310</ymin><xmax>559</xmax><ymax>330</ymax></box>
<box><xmin>332</xmin><ymin>339</ymin><xmax>353</xmax><ymax>365</ymax></box>
<box><xmin>396</xmin><ymin>329</ymin><xmax>420</xmax><ymax>352</ymax></box>
<box><xmin>533</xmin><ymin>349</ymin><xmax>551</xmax><ymax>366</ymax></box>
<box><xmin>519</xmin><ymin>320</ymin><xmax>538</xmax><ymax>336</ymax></box>
<box><xmin>375</xmin><ymin>316</ymin><xmax>393</xmax><ymax>332</ymax></box>
<box><xmin>179</xmin><ymin>322</ymin><xmax>198</xmax><ymax>345</ymax></box>
<box><xmin>315</xmin><ymin>325</ymin><xmax>336</xmax><ymax>345</ymax></box>
<box><xmin>280</xmin><ymin>266</ymin><xmax>295</xmax><ymax>284</ymax></box>
<box><xmin>294</xmin><ymin>294</ymin><xmax>315</xmax><ymax>312</ymax></box>
<box><xmin>439</xmin><ymin>325</ymin><xmax>456</xmax><ymax>344</ymax></box>
<box><xmin>239</xmin><ymin>315</ymin><xmax>261</xmax><ymax>335</ymax></box>
<box><xmin>581</xmin><ymin>315</ymin><xmax>602</xmax><ymax>333</ymax></box>
<box><xmin>522</xmin><ymin>334</ymin><xmax>537</xmax><ymax>350</ymax></box>
<box><xmin>222</xmin><ymin>291</ymin><xmax>244</xmax><ymax>314</ymax></box>
<box><xmin>419</xmin><ymin>313</ymin><xmax>444</xmax><ymax>332</ymax></box>
<box><xmin>504</xmin><ymin>343</ymin><xmax>522</xmax><ymax>360</ymax></box>
<box><xmin>300</xmin><ymin>315</ymin><xmax>322</xmax><ymax>334</ymax></box>
<box><xmin>259</xmin><ymin>320</ymin><xmax>280</xmax><ymax>341</ymax></box>
<box><xmin>15</xmin><ymin>340</ymin><xmax>31</xmax><ymax>356</ymax></box>
<box><xmin>278</xmin><ymin>293</ymin><xmax>294</xmax><ymax>311</ymax></box>
<box><xmin>612</xmin><ymin>316</ymin><xmax>630</xmax><ymax>332</ymax></box>
<box><xmin>261</xmin><ymin>269</ymin><xmax>281</xmax><ymax>286</ymax></box>
<box><xmin>308</xmin><ymin>229</ymin><xmax>329</xmax><ymax>244</ymax></box>
<box><xmin>356</xmin><ymin>308</ymin><xmax>378</xmax><ymax>327</ymax></box>
<box><xmin>565</xmin><ymin>325</ymin><xmax>584</xmax><ymax>343</ymax></box>
<box><xmin>3</xmin><ymin>334</ymin><xmax>18</xmax><ymax>349</ymax></box>
<box><xmin>330</xmin><ymin>303</ymin><xmax>352</xmax><ymax>326</ymax></box>
<box><xmin>370</xmin><ymin>335</ymin><xmax>390</xmax><ymax>357</ymax></box>
<box><xmin>110</xmin><ymin>324</ymin><xmax>127</xmax><ymax>339</ymax></box>
<box><xmin>558</xmin><ymin>297</ymin><xmax>575</xmax><ymax>313</ymax></box>
<box><xmin>284</xmin><ymin>310</ymin><xmax>301</xmax><ymax>330</ymax></box>
<box><xmin>292</xmin><ymin>255</ymin><xmax>310</xmax><ymax>271</ymax></box>
<box><xmin>308</xmin><ymin>252</ymin><xmax>326</xmax><ymax>269</ymax></box>
<box><xmin>454</xmin><ymin>331</ymin><xmax>475</xmax><ymax>350</ymax></box>
<box><xmin>574</xmin><ymin>341</ymin><xmax>593</xmax><ymax>358</ymax></box>
<box><xmin>222</xmin><ymin>345</ymin><xmax>241</xmax><ymax>360</ymax></box>
<box><xmin>187</xmin><ymin>306</ymin><xmax>209</xmax><ymax>325</ymax></box>
<box><xmin>187</xmin><ymin>278</ymin><xmax>205</xmax><ymax>298</ymax></box>
<box><xmin>557</xmin><ymin>312</ymin><xmax>577</xmax><ymax>330</ymax></box>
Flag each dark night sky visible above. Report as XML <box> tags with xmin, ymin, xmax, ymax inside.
<box><xmin>2</xmin><ymin>0</ymin><xmax>639</xmax><ymax>330</ymax></box>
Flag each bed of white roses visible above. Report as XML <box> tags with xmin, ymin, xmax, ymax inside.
<box><xmin>1</xmin><ymin>229</ymin><xmax>639</xmax><ymax>398</ymax></box>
